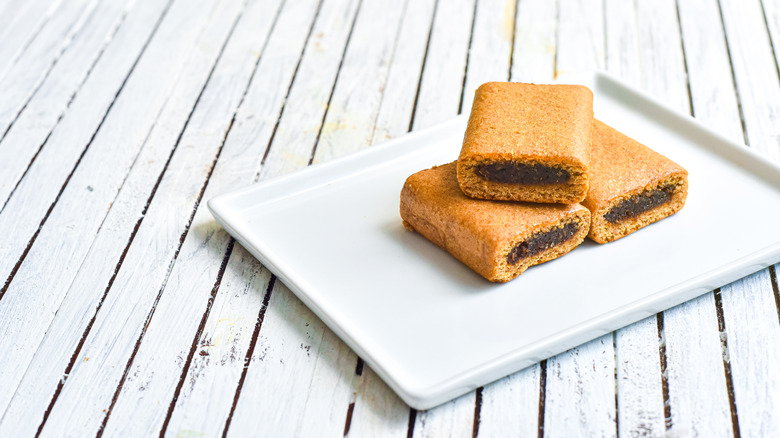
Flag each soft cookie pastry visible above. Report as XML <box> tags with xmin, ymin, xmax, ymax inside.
<box><xmin>457</xmin><ymin>82</ymin><xmax>593</xmax><ymax>203</ymax></box>
<box><xmin>400</xmin><ymin>162</ymin><xmax>591</xmax><ymax>282</ymax></box>
<box><xmin>583</xmin><ymin>120</ymin><xmax>688</xmax><ymax>243</ymax></box>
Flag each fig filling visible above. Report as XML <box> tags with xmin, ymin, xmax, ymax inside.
<box><xmin>604</xmin><ymin>184</ymin><xmax>676</xmax><ymax>223</ymax></box>
<box><xmin>476</xmin><ymin>162</ymin><xmax>571</xmax><ymax>185</ymax></box>
<box><xmin>507</xmin><ymin>221</ymin><xmax>579</xmax><ymax>265</ymax></box>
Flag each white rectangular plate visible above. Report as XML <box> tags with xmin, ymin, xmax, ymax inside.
<box><xmin>208</xmin><ymin>72</ymin><xmax>780</xmax><ymax>410</ymax></box>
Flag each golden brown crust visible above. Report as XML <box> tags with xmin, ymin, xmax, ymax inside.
<box><xmin>457</xmin><ymin>82</ymin><xmax>593</xmax><ymax>203</ymax></box>
<box><xmin>584</xmin><ymin>120</ymin><xmax>688</xmax><ymax>243</ymax></box>
<box><xmin>400</xmin><ymin>162</ymin><xmax>590</xmax><ymax>282</ymax></box>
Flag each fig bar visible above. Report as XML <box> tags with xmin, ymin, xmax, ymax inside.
<box><xmin>457</xmin><ymin>82</ymin><xmax>592</xmax><ymax>203</ymax></box>
<box><xmin>400</xmin><ymin>162</ymin><xmax>590</xmax><ymax>282</ymax></box>
<box><xmin>583</xmin><ymin>120</ymin><xmax>688</xmax><ymax>243</ymax></box>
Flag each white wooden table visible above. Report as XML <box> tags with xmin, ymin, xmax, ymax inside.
<box><xmin>1</xmin><ymin>0</ymin><xmax>779</xmax><ymax>436</ymax></box>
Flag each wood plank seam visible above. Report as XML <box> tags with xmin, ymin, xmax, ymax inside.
<box><xmin>537</xmin><ymin>359</ymin><xmax>547</xmax><ymax>438</ymax></box>
<box><xmin>0</xmin><ymin>3</ymin><xmax>56</xmax><ymax>81</ymax></box>
<box><xmin>0</xmin><ymin>6</ymin><xmax>132</xmax><ymax>211</ymax></box>
<box><xmin>656</xmin><ymin>313</ymin><xmax>671</xmax><ymax>429</ymax></box>
<box><xmin>672</xmin><ymin>0</ymin><xmax>695</xmax><ymax>121</ymax></box>
<box><xmin>0</xmin><ymin>0</ymin><xmax>176</xmax><ymax>303</ymax></box>
<box><xmin>712</xmin><ymin>289</ymin><xmax>744</xmax><ymax>438</ymax></box>
<box><xmin>771</xmin><ymin>266</ymin><xmax>780</xmax><ymax>327</ymax></box>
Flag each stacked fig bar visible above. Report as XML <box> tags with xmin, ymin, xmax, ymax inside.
<box><xmin>400</xmin><ymin>82</ymin><xmax>688</xmax><ymax>283</ymax></box>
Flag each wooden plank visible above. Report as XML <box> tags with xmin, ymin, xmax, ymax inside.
<box><xmin>32</xmin><ymin>1</ymin><xmax>249</xmax><ymax>435</ymax></box>
<box><xmin>677</xmin><ymin>0</ymin><xmax>743</xmax><ymax>142</ymax></box>
<box><xmin>604</xmin><ymin>0</ymin><xmax>640</xmax><ymax>87</ymax></box>
<box><xmin>312</xmin><ymin>0</ymin><xmax>411</xmax><ymax>163</ymax></box>
<box><xmin>0</xmin><ymin>0</ymin><xmax>131</xmax><ymax>210</ymax></box>
<box><xmin>719</xmin><ymin>271</ymin><xmax>780</xmax><ymax>436</ymax></box>
<box><xmin>0</xmin><ymin>0</ymin><xmax>172</xmax><ymax>423</ymax></box>
<box><xmin>722</xmin><ymin>0</ymin><xmax>780</xmax><ymax>161</ymax></box>
<box><xmin>478</xmin><ymin>366</ymin><xmax>540</xmax><ymax>437</ymax></box>
<box><xmin>544</xmin><ymin>336</ymin><xmax>616</xmax><ymax>437</ymax></box>
<box><xmin>0</xmin><ymin>0</ymin><xmax>227</xmax><ymax>432</ymax></box>
<box><xmin>510</xmin><ymin>0</ymin><xmax>556</xmax><ymax>83</ymax></box>
<box><xmin>0</xmin><ymin>0</ymin><xmax>63</xmax><ymax>79</ymax></box>
<box><xmin>0</xmin><ymin>0</ymin><xmax>97</xmax><ymax>140</ymax></box>
<box><xmin>411</xmin><ymin>0</ymin><xmax>476</xmax><ymax>129</ymax></box>
<box><xmin>663</xmin><ymin>296</ymin><xmax>733</xmax><ymax>437</ymax></box>
<box><xmin>460</xmin><ymin>0</ymin><xmax>516</xmax><ymax>115</ymax></box>
<box><xmin>554</xmin><ymin>0</ymin><xmax>604</xmax><ymax>78</ymax></box>
<box><xmin>369</xmin><ymin>0</ymin><xmax>436</xmax><ymax>145</ymax></box>
<box><xmin>765</xmin><ymin>0</ymin><xmax>780</xmax><ymax>73</ymax></box>
<box><xmin>155</xmin><ymin>1</ymin><xmax>325</xmax><ymax>436</ymax></box>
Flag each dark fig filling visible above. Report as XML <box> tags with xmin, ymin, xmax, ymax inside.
<box><xmin>604</xmin><ymin>184</ymin><xmax>676</xmax><ymax>223</ymax></box>
<box><xmin>507</xmin><ymin>221</ymin><xmax>579</xmax><ymax>265</ymax></box>
<box><xmin>476</xmin><ymin>162</ymin><xmax>571</xmax><ymax>185</ymax></box>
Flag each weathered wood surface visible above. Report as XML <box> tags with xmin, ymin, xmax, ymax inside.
<box><xmin>1</xmin><ymin>0</ymin><xmax>779</xmax><ymax>436</ymax></box>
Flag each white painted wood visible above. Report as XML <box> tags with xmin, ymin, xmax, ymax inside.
<box><xmin>411</xmin><ymin>0</ymin><xmax>476</xmax><ymax>129</ymax></box>
<box><xmin>311</xmin><ymin>0</ymin><xmax>408</xmax><ymax>163</ymax></box>
<box><xmin>765</xmin><ymin>0</ymin><xmax>780</xmax><ymax>70</ymax></box>
<box><xmin>543</xmin><ymin>336</ymin><xmax>616</xmax><ymax>438</ymax></box>
<box><xmin>0</xmin><ymin>0</ymin><xmax>170</xmax><ymax>292</ymax></box>
<box><xmin>159</xmin><ymin>2</ymin><xmax>325</xmax><ymax>436</ymax></box>
<box><xmin>0</xmin><ymin>0</ymin><xmax>130</xmax><ymax>208</ymax></box>
<box><xmin>478</xmin><ymin>365</ymin><xmax>540</xmax><ymax>437</ymax></box>
<box><xmin>663</xmin><ymin>295</ymin><xmax>732</xmax><ymax>437</ymax></box>
<box><xmin>615</xmin><ymin>317</ymin><xmax>665</xmax><ymax>438</ymax></box>
<box><xmin>347</xmin><ymin>366</ymin><xmax>411</xmax><ymax>437</ymax></box>
<box><xmin>33</xmin><ymin>2</ymin><xmax>248</xmax><ymax>435</ymax></box>
<box><xmin>510</xmin><ymin>0</ymin><xmax>557</xmax><ymax>82</ymax></box>
<box><xmin>0</xmin><ymin>0</ymin><xmax>225</xmax><ymax>432</ymax></box>
<box><xmin>460</xmin><ymin>0</ymin><xmax>516</xmax><ymax>114</ymax></box>
<box><xmin>719</xmin><ymin>271</ymin><xmax>780</xmax><ymax>436</ymax></box>
<box><xmin>635</xmin><ymin>0</ymin><xmax>690</xmax><ymax>114</ymax></box>
<box><xmin>677</xmin><ymin>0</ymin><xmax>744</xmax><ymax>143</ymax></box>
<box><xmin>219</xmin><ymin>0</ymin><xmax>369</xmax><ymax>436</ymax></box>
<box><xmin>0</xmin><ymin>0</ymin><xmax>97</xmax><ymax>139</ymax></box>
<box><xmin>369</xmin><ymin>0</ymin><xmax>436</xmax><ymax>144</ymax></box>
<box><xmin>604</xmin><ymin>0</ymin><xmax>641</xmax><ymax>87</ymax></box>
<box><xmin>721</xmin><ymin>0</ymin><xmax>780</xmax><ymax>161</ymax></box>
<box><xmin>555</xmin><ymin>0</ymin><xmax>604</xmax><ymax>78</ymax></box>
<box><xmin>0</xmin><ymin>0</ymin><xmax>172</xmax><ymax>423</ymax></box>
<box><xmin>0</xmin><ymin>0</ymin><xmax>63</xmax><ymax>80</ymax></box>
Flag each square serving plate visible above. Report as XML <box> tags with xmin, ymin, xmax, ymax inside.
<box><xmin>208</xmin><ymin>71</ymin><xmax>780</xmax><ymax>410</ymax></box>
